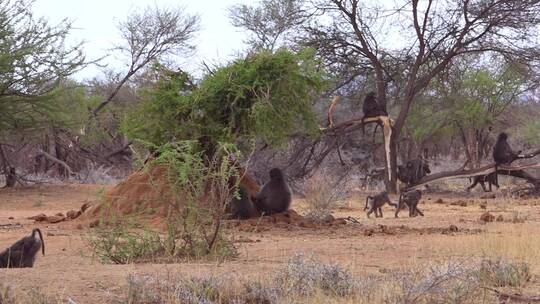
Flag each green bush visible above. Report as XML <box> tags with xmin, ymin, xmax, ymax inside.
<box><xmin>122</xmin><ymin>48</ymin><xmax>325</xmax><ymax>150</ymax></box>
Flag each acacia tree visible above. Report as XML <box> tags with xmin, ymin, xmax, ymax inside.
<box><xmin>0</xmin><ymin>0</ymin><xmax>86</xmax><ymax>183</ymax></box>
<box><xmin>233</xmin><ymin>0</ymin><xmax>540</xmax><ymax>192</ymax></box>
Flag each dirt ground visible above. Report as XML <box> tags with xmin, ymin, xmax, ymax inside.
<box><xmin>1</xmin><ymin>184</ymin><xmax>540</xmax><ymax>303</ymax></box>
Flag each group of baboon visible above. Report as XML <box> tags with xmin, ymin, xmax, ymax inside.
<box><xmin>0</xmin><ymin>92</ymin><xmax>530</xmax><ymax>269</ymax></box>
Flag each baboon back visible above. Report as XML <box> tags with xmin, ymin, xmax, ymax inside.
<box><xmin>254</xmin><ymin>168</ymin><xmax>291</xmax><ymax>215</ymax></box>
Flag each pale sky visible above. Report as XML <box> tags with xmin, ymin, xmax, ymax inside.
<box><xmin>32</xmin><ymin>0</ymin><xmax>249</xmax><ymax>81</ymax></box>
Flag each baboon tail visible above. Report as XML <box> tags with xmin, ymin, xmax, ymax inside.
<box><xmin>32</xmin><ymin>228</ymin><xmax>45</xmax><ymax>255</ymax></box>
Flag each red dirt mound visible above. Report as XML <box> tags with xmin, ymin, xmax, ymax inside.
<box><xmin>80</xmin><ymin>165</ymin><xmax>262</xmax><ymax>225</ymax></box>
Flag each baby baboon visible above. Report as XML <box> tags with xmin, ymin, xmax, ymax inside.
<box><xmin>228</xmin><ymin>186</ymin><xmax>257</xmax><ymax>219</ymax></box>
<box><xmin>364</xmin><ymin>191</ymin><xmax>397</xmax><ymax>218</ymax></box>
<box><xmin>253</xmin><ymin>168</ymin><xmax>292</xmax><ymax>215</ymax></box>
<box><xmin>467</xmin><ymin>172</ymin><xmax>499</xmax><ymax>192</ymax></box>
<box><xmin>395</xmin><ymin>190</ymin><xmax>424</xmax><ymax>218</ymax></box>
<box><xmin>0</xmin><ymin>228</ymin><xmax>45</xmax><ymax>268</ymax></box>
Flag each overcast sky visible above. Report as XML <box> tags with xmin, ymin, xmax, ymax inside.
<box><xmin>32</xmin><ymin>0</ymin><xmax>248</xmax><ymax>81</ymax></box>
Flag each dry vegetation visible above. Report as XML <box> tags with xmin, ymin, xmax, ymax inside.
<box><xmin>1</xmin><ymin>183</ymin><xmax>540</xmax><ymax>303</ymax></box>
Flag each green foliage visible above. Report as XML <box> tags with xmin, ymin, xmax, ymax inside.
<box><xmin>521</xmin><ymin>119</ymin><xmax>540</xmax><ymax>146</ymax></box>
<box><xmin>0</xmin><ymin>0</ymin><xmax>85</xmax><ymax>135</ymax></box>
<box><xmin>123</xmin><ymin>48</ymin><xmax>325</xmax><ymax>151</ymax></box>
<box><xmin>87</xmin><ymin>222</ymin><xmax>165</xmax><ymax>264</ymax></box>
<box><xmin>87</xmin><ymin>141</ymin><xmax>239</xmax><ymax>264</ymax></box>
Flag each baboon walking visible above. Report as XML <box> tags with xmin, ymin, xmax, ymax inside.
<box><xmin>0</xmin><ymin>228</ymin><xmax>45</xmax><ymax>268</ymax></box>
<box><xmin>364</xmin><ymin>191</ymin><xmax>397</xmax><ymax>218</ymax></box>
<box><xmin>395</xmin><ymin>190</ymin><xmax>424</xmax><ymax>218</ymax></box>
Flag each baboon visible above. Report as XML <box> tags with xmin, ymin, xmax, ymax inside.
<box><xmin>362</xmin><ymin>92</ymin><xmax>387</xmax><ymax>136</ymax></box>
<box><xmin>492</xmin><ymin>132</ymin><xmax>523</xmax><ymax>186</ymax></box>
<box><xmin>362</xmin><ymin>92</ymin><xmax>387</xmax><ymax>117</ymax></box>
<box><xmin>228</xmin><ymin>186</ymin><xmax>257</xmax><ymax>219</ymax></box>
<box><xmin>467</xmin><ymin>172</ymin><xmax>499</xmax><ymax>192</ymax></box>
<box><xmin>3</xmin><ymin>167</ymin><xmax>16</xmax><ymax>188</ymax></box>
<box><xmin>253</xmin><ymin>168</ymin><xmax>292</xmax><ymax>215</ymax></box>
<box><xmin>364</xmin><ymin>191</ymin><xmax>397</xmax><ymax>218</ymax></box>
<box><xmin>397</xmin><ymin>159</ymin><xmax>431</xmax><ymax>186</ymax></box>
<box><xmin>395</xmin><ymin>190</ymin><xmax>424</xmax><ymax>218</ymax></box>
<box><xmin>0</xmin><ymin>228</ymin><xmax>45</xmax><ymax>268</ymax></box>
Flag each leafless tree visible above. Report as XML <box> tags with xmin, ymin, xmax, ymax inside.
<box><xmin>91</xmin><ymin>5</ymin><xmax>200</xmax><ymax>116</ymax></box>
<box><xmin>234</xmin><ymin>0</ymin><xmax>540</xmax><ymax>192</ymax></box>
<box><xmin>229</xmin><ymin>0</ymin><xmax>312</xmax><ymax>51</ymax></box>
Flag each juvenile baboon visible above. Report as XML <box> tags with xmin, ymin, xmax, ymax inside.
<box><xmin>467</xmin><ymin>172</ymin><xmax>499</xmax><ymax>192</ymax></box>
<box><xmin>0</xmin><ymin>228</ymin><xmax>45</xmax><ymax>268</ymax></box>
<box><xmin>492</xmin><ymin>132</ymin><xmax>523</xmax><ymax>186</ymax></box>
<box><xmin>397</xmin><ymin>159</ymin><xmax>431</xmax><ymax>186</ymax></box>
<box><xmin>253</xmin><ymin>168</ymin><xmax>292</xmax><ymax>215</ymax></box>
<box><xmin>228</xmin><ymin>186</ymin><xmax>257</xmax><ymax>219</ymax></box>
<box><xmin>395</xmin><ymin>190</ymin><xmax>424</xmax><ymax>218</ymax></box>
<box><xmin>364</xmin><ymin>191</ymin><xmax>397</xmax><ymax>218</ymax></box>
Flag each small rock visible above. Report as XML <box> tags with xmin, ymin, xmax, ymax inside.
<box><xmin>480</xmin><ymin>202</ymin><xmax>487</xmax><ymax>209</ymax></box>
<box><xmin>28</xmin><ymin>213</ymin><xmax>48</xmax><ymax>222</ymax></box>
<box><xmin>496</xmin><ymin>215</ymin><xmax>504</xmax><ymax>222</ymax></box>
<box><xmin>8</xmin><ymin>217</ymin><xmax>14</xmax><ymax>220</ymax></box>
<box><xmin>322</xmin><ymin>214</ymin><xmax>335</xmax><ymax>223</ymax></box>
<box><xmin>448</xmin><ymin>225</ymin><xmax>459</xmax><ymax>232</ymax></box>
<box><xmin>480</xmin><ymin>193</ymin><xmax>496</xmax><ymax>199</ymax></box>
<box><xmin>89</xmin><ymin>220</ymin><xmax>100</xmax><ymax>228</ymax></box>
<box><xmin>55</xmin><ymin>212</ymin><xmax>65</xmax><ymax>217</ymax></box>
<box><xmin>363</xmin><ymin>229</ymin><xmax>374</xmax><ymax>236</ymax></box>
<box><xmin>47</xmin><ymin>215</ymin><xmax>66</xmax><ymax>224</ymax></box>
<box><xmin>80</xmin><ymin>202</ymin><xmax>91</xmax><ymax>213</ymax></box>
<box><xmin>66</xmin><ymin>210</ymin><xmax>82</xmax><ymax>219</ymax></box>
<box><xmin>434</xmin><ymin>198</ymin><xmax>445</xmax><ymax>204</ymax></box>
<box><xmin>331</xmin><ymin>218</ymin><xmax>347</xmax><ymax>226</ymax></box>
<box><xmin>480</xmin><ymin>212</ymin><xmax>495</xmax><ymax>223</ymax></box>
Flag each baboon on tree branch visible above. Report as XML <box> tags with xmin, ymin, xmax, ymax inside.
<box><xmin>362</xmin><ymin>92</ymin><xmax>387</xmax><ymax>136</ymax></box>
<box><xmin>467</xmin><ymin>172</ymin><xmax>499</xmax><ymax>192</ymax></box>
<box><xmin>492</xmin><ymin>132</ymin><xmax>524</xmax><ymax>186</ymax></box>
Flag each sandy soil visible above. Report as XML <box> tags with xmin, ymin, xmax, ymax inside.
<box><xmin>1</xmin><ymin>184</ymin><xmax>540</xmax><ymax>303</ymax></box>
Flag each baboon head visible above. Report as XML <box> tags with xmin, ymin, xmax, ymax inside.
<box><xmin>269</xmin><ymin>168</ymin><xmax>284</xmax><ymax>181</ymax></box>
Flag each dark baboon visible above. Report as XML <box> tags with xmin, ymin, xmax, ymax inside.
<box><xmin>228</xmin><ymin>186</ymin><xmax>257</xmax><ymax>219</ymax></box>
<box><xmin>0</xmin><ymin>228</ymin><xmax>45</xmax><ymax>268</ymax></box>
<box><xmin>362</xmin><ymin>92</ymin><xmax>388</xmax><ymax>136</ymax></box>
<box><xmin>3</xmin><ymin>167</ymin><xmax>16</xmax><ymax>188</ymax></box>
<box><xmin>467</xmin><ymin>172</ymin><xmax>499</xmax><ymax>192</ymax></box>
<box><xmin>397</xmin><ymin>159</ymin><xmax>431</xmax><ymax>186</ymax></box>
<box><xmin>253</xmin><ymin>168</ymin><xmax>292</xmax><ymax>215</ymax></box>
<box><xmin>362</xmin><ymin>92</ymin><xmax>387</xmax><ymax>117</ymax></box>
<box><xmin>395</xmin><ymin>190</ymin><xmax>424</xmax><ymax>218</ymax></box>
<box><xmin>492</xmin><ymin>132</ymin><xmax>523</xmax><ymax>186</ymax></box>
<box><xmin>364</xmin><ymin>191</ymin><xmax>397</xmax><ymax>218</ymax></box>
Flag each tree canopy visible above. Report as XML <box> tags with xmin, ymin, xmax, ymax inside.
<box><xmin>122</xmin><ymin>49</ymin><xmax>326</xmax><ymax>152</ymax></box>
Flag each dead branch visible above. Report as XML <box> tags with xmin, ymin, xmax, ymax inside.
<box><xmin>37</xmin><ymin>149</ymin><xmax>74</xmax><ymax>176</ymax></box>
<box><xmin>104</xmin><ymin>141</ymin><xmax>133</xmax><ymax>160</ymax></box>
<box><xmin>484</xmin><ymin>287</ymin><xmax>540</xmax><ymax>303</ymax></box>
<box><xmin>327</xmin><ymin>96</ymin><xmax>340</xmax><ymax>128</ymax></box>
<box><xmin>407</xmin><ymin>161</ymin><xmax>540</xmax><ymax>190</ymax></box>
